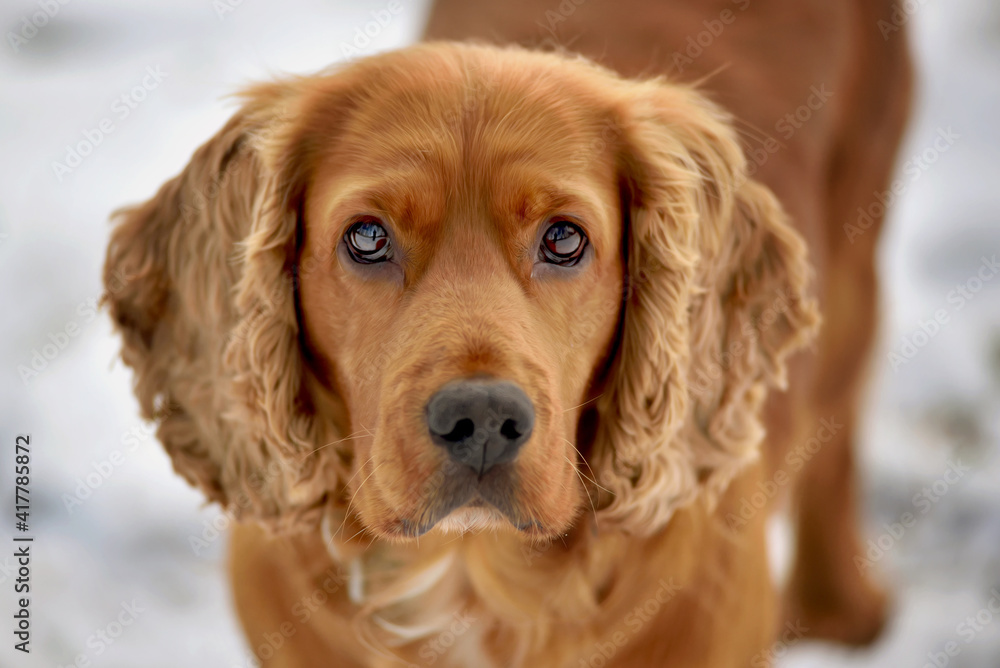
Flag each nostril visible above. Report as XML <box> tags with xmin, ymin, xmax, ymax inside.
<box><xmin>441</xmin><ymin>418</ymin><xmax>475</xmax><ymax>443</ymax></box>
<box><xmin>499</xmin><ymin>419</ymin><xmax>521</xmax><ymax>441</ymax></box>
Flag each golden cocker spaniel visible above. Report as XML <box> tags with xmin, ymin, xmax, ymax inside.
<box><xmin>104</xmin><ymin>1</ymin><xmax>912</xmax><ymax>664</ymax></box>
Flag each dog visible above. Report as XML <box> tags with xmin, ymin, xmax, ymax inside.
<box><xmin>103</xmin><ymin>2</ymin><xmax>911</xmax><ymax>665</ymax></box>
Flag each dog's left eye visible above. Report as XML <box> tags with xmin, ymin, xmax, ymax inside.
<box><xmin>540</xmin><ymin>220</ymin><xmax>587</xmax><ymax>266</ymax></box>
<box><xmin>345</xmin><ymin>217</ymin><xmax>393</xmax><ymax>263</ymax></box>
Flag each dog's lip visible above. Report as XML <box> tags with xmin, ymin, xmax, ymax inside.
<box><xmin>386</xmin><ymin>464</ymin><xmax>550</xmax><ymax>537</ymax></box>
<box><xmin>393</xmin><ymin>501</ymin><xmax>544</xmax><ymax>537</ymax></box>
<box><xmin>397</xmin><ymin>518</ymin><xmax>432</xmax><ymax>538</ymax></box>
<box><xmin>514</xmin><ymin>520</ymin><xmax>544</xmax><ymax>532</ymax></box>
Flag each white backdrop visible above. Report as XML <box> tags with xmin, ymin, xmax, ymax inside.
<box><xmin>0</xmin><ymin>1</ymin><xmax>997</xmax><ymax>666</ymax></box>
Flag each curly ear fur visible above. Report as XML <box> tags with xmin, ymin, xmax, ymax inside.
<box><xmin>594</xmin><ymin>82</ymin><xmax>820</xmax><ymax>534</ymax></box>
<box><xmin>103</xmin><ymin>82</ymin><xmax>347</xmax><ymax>531</ymax></box>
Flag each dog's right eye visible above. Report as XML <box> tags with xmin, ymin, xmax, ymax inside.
<box><xmin>345</xmin><ymin>217</ymin><xmax>393</xmax><ymax>263</ymax></box>
<box><xmin>540</xmin><ymin>219</ymin><xmax>587</xmax><ymax>267</ymax></box>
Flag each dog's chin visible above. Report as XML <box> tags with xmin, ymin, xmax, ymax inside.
<box><xmin>375</xmin><ymin>498</ymin><xmax>559</xmax><ymax>542</ymax></box>
<box><xmin>434</xmin><ymin>505</ymin><xmax>516</xmax><ymax>534</ymax></box>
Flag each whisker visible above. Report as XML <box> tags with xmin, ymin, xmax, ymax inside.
<box><xmin>347</xmin><ymin>525</ymin><xmax>370</xmax><ymax>543</ymax></box>
<box><xmin>565</xmin><ymin>454</ymin><xmax>599</xmax><ymax>525</ymax></box>
<box><xmin>561</xmin><ymin>437</ymin><xmax>612</xmax><ymax>495</ymax></box>
<box><xmin>572</xmin><ymin>466</ymin><xmax>611</xmax><ymax>495</ymax></box>
<box><xmin>336</xmin><ymin>461</ymin><xmax>385</xmax><ymax>540</ymax></box>
<box><xmin>315</xmin><ymin>422</ymin><xmax>380</xmax><ymax>542</ymax></box>
<box><xmin>442</xmin><ymin>532</ymin><xmax>466</xmax><ymax>547</ymax></box>
<box><xmin>687</xmin><ymin>62</ymin><xmax>732</xmax><ymax>90</ymax></box>
<box><xmin>364</xmin><ymin>532</ymin><xmax>380</xmax><ymax>551</ymax></box>
<box><xmin>335</xmin><ymin>452</ymin><xmax>377</xmax><ymax>499</ymax></box>
<box><xmin>561</xmin><ymin>394</ymin><xmax>604</xmax><ymax>414</ymax></box>
<box><xmin>302</xmin><ymin>430</ymin><xmax>372</xmax><ymax>458</ymax></box>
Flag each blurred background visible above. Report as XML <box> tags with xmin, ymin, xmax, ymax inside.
<box><xmin>0</xmin><ymin>0</ymin><xmax>997</xmax><ymax>666</ymax></box>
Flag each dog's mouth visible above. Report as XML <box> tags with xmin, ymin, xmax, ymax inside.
<box><xmin>384</xmin><ymin>462</ymin><xmax>550</xmax><ymax>539</ymax></box>
<box><xmin>395</xmin><ymin>505</ymin><xmax>546</xmax><ymax>539</ymax></box>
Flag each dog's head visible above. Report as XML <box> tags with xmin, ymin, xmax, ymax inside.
<box><xmin>104</xmin><ymin>43</ymin><xmax>817</xmax><ymax>541</ymax></box>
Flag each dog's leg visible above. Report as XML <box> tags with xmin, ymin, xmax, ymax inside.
<box><xmin>782</xmin><ymin>3</ymin><xmax>913</xmax><ymax>644</ymax></box>
<box><xmin>782</xmin><ymin>402</ymin><xmax>890</xmax><ymax>646</ymax></box>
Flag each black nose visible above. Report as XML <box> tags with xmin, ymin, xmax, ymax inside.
<box><xmin>425</xmin><ymin>379</ymin><xmax>534</xmax><ymax>475</ymax></box>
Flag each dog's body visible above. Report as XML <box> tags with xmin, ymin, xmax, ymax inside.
<box><xmin>104</xmin><ymin>2</ymin><xmax>910</xmax><ymax>666</ymax></box>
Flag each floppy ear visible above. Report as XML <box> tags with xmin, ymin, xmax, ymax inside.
<box><xmin>593</xmin><ymin>81</ymin><xmax>820</xmax><ymax>534</ymax></box>
<box><xmin>103</xmin><ymin>81</ymin><xmax>348</xmax><ymax>531</ymax></box>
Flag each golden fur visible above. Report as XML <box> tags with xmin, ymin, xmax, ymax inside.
<box><xmin>104</xmin><ymin>2</ymin><xmax>912</xmax><ymax>661</ymax></box>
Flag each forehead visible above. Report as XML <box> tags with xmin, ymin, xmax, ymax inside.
<box><xmin>308</xmin><ymin>49</ymin><xmax>623</xmax><ymax>234</ymax></box>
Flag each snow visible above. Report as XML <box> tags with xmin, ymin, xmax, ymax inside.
<box><xmin>0</xmin><ymin>0</ymin><xmax>996</xmax><ymax>666</ymax></box>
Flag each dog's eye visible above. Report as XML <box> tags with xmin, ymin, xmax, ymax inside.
<box><xmin>540</xmin><ymin>220</ymin><xmax>587</xmax><ymax>266</ymax></box>
<box><xmin>345</xmin><ymin>217</ymin><xmax>392</xmax><ymax>263</ymax></box>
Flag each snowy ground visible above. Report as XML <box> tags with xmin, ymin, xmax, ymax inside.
<box><xmin>0</xmin><ymin>1</ymin><xmax>997</xmax><ymax>666</ymax></box>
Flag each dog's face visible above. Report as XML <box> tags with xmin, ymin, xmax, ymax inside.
<box><xmin>104</xmin><ymin>44</ymin><xmax>817</xmax><ymax>541</ymax></box>
<box><xmin>297</xmin><ymin>66</ymin><xmax>624</xmax><ymax>538</ymax></box>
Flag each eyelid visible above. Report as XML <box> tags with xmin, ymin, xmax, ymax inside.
<box><xmin>545</xmin><ymin>213</ymin><xmax>586</xmax><ymax>228</ymax></box>
<box><xmin>344</xmin><ymin>212</ymin><xmax>390</xmax><ymax>231</ymax></box>
<box><xmin>339</xmin><ymin>214</ymin><xmax>397</xmax><ymax>245</ymax></box>
<box><xmin>542</xmin><ymin>214</ymin><xmax>588</xmax><ymax>243</ymax></box>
